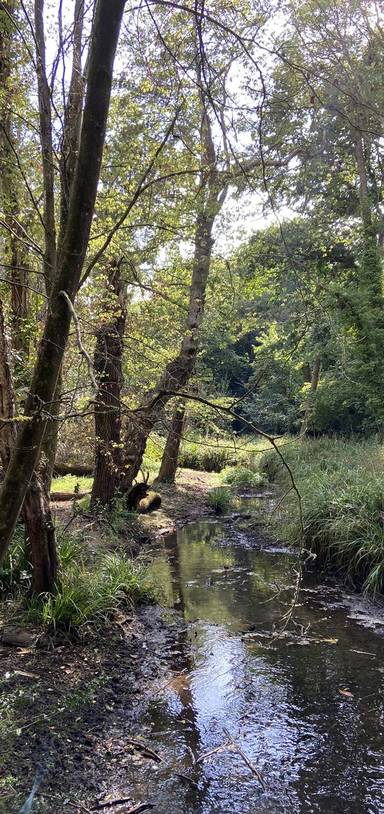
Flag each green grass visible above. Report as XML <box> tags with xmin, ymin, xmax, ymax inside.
<box><xmin>260</xmin><ymin>437</ymin><xmax>384</xmax><ymax>594</ymax></box>
<box><xmin>207</xmin><ymin>486</ymin><xmax>232</xmax><ymax>514</ymax></box>
<box><xmin>51</xmin><ymin>474</ymin><xmax>93</xmax><ymax>493</ymax></box>
<box><xmin>221</xmin><ymin>465</ymin><xmax>267</xmax><ymax>488</ymax></box>
<box><xmin>23</xmin><ymin>551</ymin><xmax>152</xmax><ymax>633</ymax></box>
<box><xmin>0</xmin><ymin>523</ymin><xmax>152</xmax><ymax>634</ymax></box>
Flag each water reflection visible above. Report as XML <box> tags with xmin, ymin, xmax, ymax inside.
<box><xmin>135</xmin><ymin>514</ymin><xmax>384</xmax><ymax>813</ymax></box>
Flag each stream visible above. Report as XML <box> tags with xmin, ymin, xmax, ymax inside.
<box><xmin>128</xmin><ymin>496</ymin><xmax>384</xmax><ymax>814</ymax></box>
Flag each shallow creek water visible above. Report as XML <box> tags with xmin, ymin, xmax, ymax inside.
<box><xmin>129</xmin><ymin>498</ymin><xmax>384</xmax><ymax>814</ymax></box>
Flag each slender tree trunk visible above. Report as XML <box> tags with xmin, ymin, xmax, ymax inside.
<box><xmin>354</xmin><ymin>128</ymin><xmax>382</xmax><ymax>300</ymax></box>
<box><xmin>122</xmin><ymin>85</ymin><xmax>227</xmax><ymax>489</ymax></box>
<box><xmin>121</xmin><ymin>202</ymin><xmax>218</xmax><ymax>489</ymax></box>
<box><xmin>91</xmin><ymin>260</ymin><xmax>126</xmax><ymax>507</ymax></box>
<box><xmin>302</xmin><ymin>356</ymin><xmax>321</xmax><ymax>431</ymax></box>
<box><xmin>157</xmin><ymin>400</ymin><xmax>186</xmax><ymax>483</ymax></box>
<box><xmin>0</xmin><ymin>0</ymin><xmax>59</xmax><ymax>591</ymax></box>
<box><xmin>0</xmin><ymin>298</ymin><xmax>16</xmax><ymax>470</ymax></box>
<box><xmin>0</xmin><ymin>0</ymin><xmax>126</xmax><ymax>565</ymax></box>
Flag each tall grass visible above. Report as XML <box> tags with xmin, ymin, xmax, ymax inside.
<box><xmin>207</xmin><ymin>486</ymin><xmax>232</xmax><ymax>514</ymax></box>
<box><xmin>0</xmin><ymin>525</ymin><xmax>151</xmax><ymax>634</ymax></box>
<box><xmin>24</xmin><ymin>551</ymin><xmax>151</xmax><ymax>633</ymax></box>
<box><xmin>260</xmin><ymin>437</ymin><xmax>384</xmax><ymax>593</ymax></box>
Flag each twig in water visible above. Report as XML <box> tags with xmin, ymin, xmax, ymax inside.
<box><xmin>124</xmin><ymin>738</ymin><xmax>163</xmax><ymax>763</ymax></box>
<box><xmin>223</xmin><ymin>728</ymin><xmax>265</xmax><ymax>788</ymax></box>
<box><xmin>194</xmin><ymin>739</ymin><xmax>232</xmax><ymax>765</ymax></box>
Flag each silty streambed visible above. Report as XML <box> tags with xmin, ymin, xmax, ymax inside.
<box><xmin>127</xmin><ymin>499</ymin><xmax>384</xmax><ymax>814</ymax></box>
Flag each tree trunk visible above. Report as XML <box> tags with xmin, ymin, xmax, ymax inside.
<box><xmin>0</xmin><ymin>1</ymin><xmax>29</xmax><ymax>374</ymax></box>
<box><xmin>23</xmin><ymin>474</ymin><xmax>57</xmax><ymax>594</ymax></box>
<box><xmin>0</xmin><ymin>298</ymin><xmax>16</xmax><ymax>469</ymax></box>
<box><xmin>40</xmin><ymin>371</ymin><xmax>62</xmax><ymax>494</ymax></box>
<box><xmin>0</xmin><ymin>0</ymin><xmax>126</xmax><ymax>564</ymax></box>
<box><xmin>91</xmin><ymin>261</ymin><xmax>127</xmax><ymax>507</ymax></box>
<box><xmin>121</xmin><ymin>86</ymin><xmax>227</xmax><ymax>489</ymax></box>
<box><xmin>121</xmin><ymin>203</ymin><xmax>217</xmax><ymax>489</ymax></box>
<box><xmin>0</xmin><ymin>1</ymin><xmax>59</xmax><ymax>592</ymax></box>
<box><xmin>157</xmin><ymin>400</ymin><xmax>186</xmax><ymax>483</ymax></box>
<box><xmin>302</xmin><ymin>355</ymin><xmax>321</xmax><ymax>431</ymax></box>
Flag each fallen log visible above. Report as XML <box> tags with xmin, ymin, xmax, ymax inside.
<box><xmin>54</xmin><ymin>462</ymin><xmax>93</xmax><ymax>477</ymax></box>
<box><xmin>50</xmin><ymin>491</ymin><xmax>91</xmax><ymax>502</ymax></box>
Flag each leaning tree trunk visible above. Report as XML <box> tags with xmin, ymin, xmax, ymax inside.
<box><xmin>121</xmin><ymin>202</ymin><xmax>218</xmax><ymax>489</ymax></box>
<box><xmin>157</xmin><ymin>400</ymin><xmax>186</xmax><ymax>483</ymax></box>
<box><xmin>91</xmin><ymin>260</ymin><xmax>127</xmax><ymax>507</ymax></box>
<box><xmin>121</xmin><ymin>85</ymin><xmax>227</xmax><ymax>490</ymax></box>
<box><xmin>0</xmin><ymin>0</ymin><xmax>126</xmax><ymax>565</ymax></box>
<box><xmin>0</xmin><ymin>0</ymin><xmax>59</xmax><ymax>592</ymax></box>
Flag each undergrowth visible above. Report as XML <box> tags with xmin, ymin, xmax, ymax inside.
<box><xmin>260</xmin><ymin>437</ymin><xmax>384</xmax><ymax>594</ymax></box>
<box><xmin>0</xmin><ymin>526</ymin><xmax>152</xmax><ymax>635</ymax></box>
<box><xmin>207</xmin><ymin>486</ymin><xmax>232</xmax><ymax>514</ymax></box>
<box><xmin>221</xmin><ymin>465</ymin><xmax>267</xmax><ymax>488</ymax></box>
<box><xmin>24</xmin><ymin>551</ymin><xmax>151</xmax><ymax>634</ymax></box>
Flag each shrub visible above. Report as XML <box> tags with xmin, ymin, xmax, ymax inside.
<box><xmin>23</xmin><ymin>552</ymin><xmax>152</xmax><ymax>633</ymax></box>
<box><xmin>179</xmin><ymin>442</ymin><xmax>234</xmax><ymax>472</ymax></box>
<box><xmin>207</xmin><ymin>487</ymin><xmax>232</xmax><ymax>515</ymax></box>
<box><xmin>221</xmin><ymin>466</ymin><xmax>267</xmax><ymax>488</ymax></box>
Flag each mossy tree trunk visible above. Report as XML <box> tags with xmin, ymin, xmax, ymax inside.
<box><xmin>157</xmin><ymin>400</ymin><xmax>186</xmax><ymax>483</ymax></box>
<box><xmin>0</xmin><ymin>1</ymin><xmax>60</xmax><ymax>593</ymax></box>
<box><xmin>91</xmin><ymin>260</ymin><xmax>127</xmax><ymax>508</ymax></box>
<box><xmin>0</xmin><ymin>0</ymin><xmax>126</xmax><ymax>570</ymax></box>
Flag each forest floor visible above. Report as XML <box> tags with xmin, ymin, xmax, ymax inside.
<box><xmin>0</xmin><ymin>467</ymin><xmax>227</xmax><ymax>814</ymax></box>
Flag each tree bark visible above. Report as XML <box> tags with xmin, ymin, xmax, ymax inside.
<box><xmin>122</xmin><ymin>86</ymin><xmax>227</xmax><ymax>489</ymax></box>
<box><xmin>0</xmin><ymin>1</ymin><xmax>30</xmax><ymax>372</ymax></box>
<box><xmin>0</xmin><ymin>0</ymin><xmax>126</xmax><ymax>564</ymax></box>
<box><xmin>302</xmin><ymin>356</ymin><xmax>321</xmax><ymax>431</ymax></box>
<box><xmin>0</xmin><ymin>298</ymin><xmax>16</xmax><ymax>469</ymax></box>
<box><xmin>91</xmin><ymin>260</ymin><xmax>127</xmax><ymax>507</ymax></box>
<box><xmin>23</xmin><ymin>474</ymin><xmax>57</xmax><ymax>594</ymax></box>
<box><xmin>157</xmin><ymin>400</ymin><xmax>186</xmax><ymax>483</ymax></box>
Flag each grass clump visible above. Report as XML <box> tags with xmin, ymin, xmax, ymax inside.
<box><xmin>264</xmin><ymin>437</ymin><xmax>384</xmax><ymax>594</ymax></box>
<box><xmin>0</xmin><ymin>524</ymin><xmax>31</xmax><ymax>594</ymax></box>
<box><xmin>207</xmin><ymin>486</ymin><xmax>232</xmax><ymax>515</ymax></box>
<box><xmin>221</xmin><ymin>465</ymin><xmax>267</xmax><ymax>489</ymax></box>
<box><xmin>23</xmin><ymin>551</ymin><xmax>152</xmax><ymax>634</ymax></box>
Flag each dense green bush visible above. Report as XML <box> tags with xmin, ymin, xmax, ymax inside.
<box><xmin>179</xmin><ymin>441</ymin><xmax>235</xmax><ymax>472</ymax></box>
<box><xmin>221</xmin><ymin>465</ymin><xmax>267</xmax><ymax>488</ymax></box>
